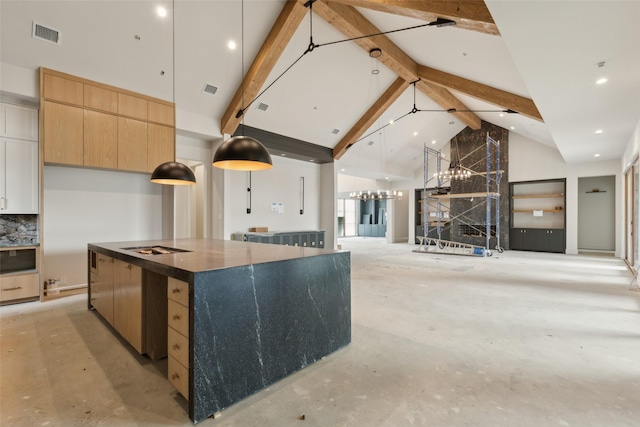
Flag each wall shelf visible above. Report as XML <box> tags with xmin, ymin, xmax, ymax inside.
<box><xmin>509</xmin><ymin>179</ymin><xmax>566</xmax><ymax>253</ymax></box>
<box><xmin>512</xmin><ymin>193</ymin><xmax>564</xmax><ymax>199</ymax></box>
<box><xmin>512</xmin><ymin>209</ymin><xmax>564</xmax><ymax>213</ymax></box>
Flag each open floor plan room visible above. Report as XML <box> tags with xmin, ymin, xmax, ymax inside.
<box><xmin>1</xmin><ymin>239</ymin><xmax>638</xmax><ymax>426</ymax></box>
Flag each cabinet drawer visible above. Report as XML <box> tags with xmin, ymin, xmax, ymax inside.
<box><xmin>168</xmin><ymin>355</ymin><xmax>189</xmax><ymax>400</ymax></box>
<box><xmin>167</xmin><ymin>277</ymin><xmax>188</xmax><ymax>306</ymax></box>
<box><xmin>168</xmin><ymin>299</ymin><xmax>189</xmax><ymax>337</ymax></box>
<box><xmin>0</xmin><ymin>273</ymin><xmax>39</xmax><ymax>302</ymax></box>
<box><xmin>168</xmin><ymin>326</ymin><xmax>189</xmax><ymax>368</ymax></box>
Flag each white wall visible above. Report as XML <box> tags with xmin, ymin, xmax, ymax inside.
<box><xmin>509</xmin><ymin>133</ymin><xmax>621</xmax><ymax>256</ymax></box>
<box><xmin>223</xmin><ymin>155</ymin><xmax>322</xmax><ymax>238</ymax></box>
<box><xmin>387</xmin><ymin>196</ymin><xmax>410</xmax><ymax>243</ymax></box>
<box><xmin>43</xmin><ymin>166</ymin><xmax>163</xmax><ymax>286</ymax></box>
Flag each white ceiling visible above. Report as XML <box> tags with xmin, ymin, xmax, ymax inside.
<box><xmin>1</xmin><ymin>1</ymin><xmax>639</xmax><ymax>181</ymax></box>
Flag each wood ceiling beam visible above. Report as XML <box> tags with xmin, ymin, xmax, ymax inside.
<box><xmin>418</xmin><ymin>65</ymin><xmax>543</xmax><ymax>122</ymax></box>
<box><xmin>326</xmin><ymin>0</ymin><xmax>499</xmax><ymax>35</ymax></box>
<box><xmin>308</xmin><ymin>0</ymin><xmax>482</xmax><ymax>157</ymax></box>
<box><xmin>308</xmin><ymin>0</ymin><xmax>418</xmax><ymax>82</ymax></box>
<box><xmin>220</xmin><ymin>0</ymin><xmax>307</xmax><ymax>136</ymax></box>
<box><xmin>333</xmin><ymin>77</ymin><xmax>408</xmax><ymax>160</ymax></box>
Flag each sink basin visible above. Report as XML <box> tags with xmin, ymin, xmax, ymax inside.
<box><xmin>122</xmin><ymin>246</ymin><xmax>192</xmax><ymax>255</ymax></box>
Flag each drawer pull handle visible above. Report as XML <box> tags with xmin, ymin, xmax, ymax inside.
<box><xmin>3</xmin><ymin>286</ymin><xmax>22</xmax><ymax>291</ymax></box>
<box><xmin>126</xmin><ymin>264</ymin><xmax>132</xmax><ymax>270</ymax></box>
<box><xmin>172</xmin><ymin>288</ymin><xmax>181</xmax><ymax>294</ymax></box>
<box><xmin>172</xmin><ymin>314</ymin><xmax>181</xmax><ymax>320</ymax></box>
<box><xmin>172</xmin><ymin>373</ymin><xmax>180</xmax><ymax>380</ymax></box>
<box><xmin>172</xmin><ymin>343</ymin><xmax>180</xmax><ymax>350</ymax></box>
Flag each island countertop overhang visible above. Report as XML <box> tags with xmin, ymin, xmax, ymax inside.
<box><xmin>88</xmin><ymin>238</ymin><xmax>344</xmax><ymax>281</ymax></box>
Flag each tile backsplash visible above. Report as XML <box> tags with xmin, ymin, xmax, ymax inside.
<box><xmin>0</xmin><ymin>215</ymin><xmax>38</xmax><ymax>245</ymax></box>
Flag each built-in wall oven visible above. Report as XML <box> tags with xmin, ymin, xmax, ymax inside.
<box><xmin>0</xmin><ymin>247</ymin><xmax>37</xmax><ymax>274</ymax></box>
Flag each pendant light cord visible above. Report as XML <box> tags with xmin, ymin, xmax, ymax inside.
<box><xmin>173</xmin><ymin>0</ymin><xmax>176</xmax><ymax>113</ymax></box>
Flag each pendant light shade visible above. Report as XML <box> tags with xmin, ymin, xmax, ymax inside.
<box><xmin>213</xmin><ymin>135</ymin><xmax>273</xmax><ymax>171</ymax></box>
<box><xmin>150</xmin><ymin>161</ymin><xmax>196</xmax><ymax>185</ymax></box>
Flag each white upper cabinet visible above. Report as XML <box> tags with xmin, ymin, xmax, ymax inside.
<box><xmin>0</xmin><ymin>103</ymin><xmax>39</xmax><ymax>214</ymax></box>
<box><xmin>0</xmin><ymin>103</ymin><xmax>39</xmax><ymax>141</ymax></box>
<box><xmin>0</xmin><ymin>138</ymin><xmax>39</xmax><ymax>214</ymax></box>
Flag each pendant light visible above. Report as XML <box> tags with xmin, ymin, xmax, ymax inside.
<box><xmin>150</xmin><ymin>0</ymin><xmax>196</xmax><ymax>185</ymax></box>
<box><xmin>212</xmin><ymin>0</ymin><xmax>272</xmax><ymax>172</ymax></box>
<box><xmin>151</xmin><ymin>161</ymin><xmax>196</xmax><ymax>185</ymax></box>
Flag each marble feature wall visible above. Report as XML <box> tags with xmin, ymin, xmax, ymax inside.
<box><xmin>450</xmin><ymin>121</ymin><xmax>509</xmax><ymax>250</ymax></box>
<box><xmin>0</xmin><ymin>214</ymin><xmax>38</xmax><ymax>245</ymax></box>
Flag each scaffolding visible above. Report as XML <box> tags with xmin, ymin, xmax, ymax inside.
<box><xmin>414</xmin><ymin>133</ymin><xmax>503</xmax><ymax>257</ymax></box>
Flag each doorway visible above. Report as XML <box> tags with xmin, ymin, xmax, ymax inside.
<box><xmin>337</xmin><ymin>198</ymin><xmax>357</xmax><ymax>237</ymax></box>
<box><xmin>174</xmin><ymin>159</ymin><xmax>205</xmax><ymax>238</ymax></box>
<box><xmin>578</xmin><ymin>175</ymin><xmax>615</xmax><ymax>252</ymax></box>
<box><xmin>624</xmin><ymin>159</ymin><xmax>639</xmax><ymax>269</ymax></box>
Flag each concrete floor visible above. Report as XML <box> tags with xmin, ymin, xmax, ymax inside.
<box><xmin>1</xmin><ymin>239</ymin><xmax>639</xmax><ymax>426</ymax></box>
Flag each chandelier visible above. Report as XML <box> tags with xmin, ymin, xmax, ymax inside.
<box><xmin>350</xmin><ymin>190</ymin><xmax>403</xmax><ymax>200</ymax></box>
<box><xmin>436</xmin><ymin>160</ymin><xmax>472</xmax><ymax>180</ymax></box>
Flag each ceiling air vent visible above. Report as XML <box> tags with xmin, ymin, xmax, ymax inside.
<box><xmin>256</xmin><ymin>102</ymin><xmax>269</xmax><ymax>112</ymax></box>
<box><xmin>32</xmin><ymin>22</ymin><xmax>60</xmax><ymax>45</ymax></box>
<box><xmin>331</xmin><ymin>128</ymin><xmax>340</xmax><ymax>135</ymax></box>
<box><xmin>202</xmin><ymin>83</ymin><xmax>218</xmax><ymax>96</ymax></box>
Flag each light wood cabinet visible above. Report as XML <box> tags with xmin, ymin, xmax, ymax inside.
<box><xmin>148</xmin><ymin>101</ymin><xmax>174</xmax><ymax>126</ymax></box>
<box><xmin>118</xmin><ymin>117</ymin><xmax>147</xmax><ymax>172</ymax></box>
<box><xmin>43</xmin><ymin>100</ymin><xmax>84</xmax><ymax>165</ymax></box>
<box><xmin>91</xmin><ymin>253</ymin><xmax>114</xmax><ymax>325</ymax></box>
<box><xmin>84</xmin><ymin>84</ymin><xmax>118</xmax><ymax>114</ymax></box>
<box><xmin>167</xmin><ymin>277</ymin><xmax>189</xmax><ymax>400</ymax></box>
<box><xmin>113</xmin><ymin>259</ymin><xmax>143</xmax><ymax>353</ymax></box>
<box><xmin>118</xmin><ymin>93</ymin><xmax>147</xmax><ymax>121</ymax></box>
<box><xmin>43</xmin><ymin>73</ymin><xmax>83</xmax><ymax>106</ymax></box>
<box><xmin>0</xmin><ymin>273</ymin><xmax>39</xmax><ymax>303</ymax></box>
<box><xmin>41</xmin><ymin>68</ymin><xmax>175</xmax><ymax>173</ymax></box>
<box><xmin>147</xmin><ymin>123</ymin><xmax>174</xmax><ymax>172</ymax></box>
<box><xmin>0</xmin><ymin>103</ymin><xmax>39</xmax><ymax>141</ymax></box>
<box><xmin>84</xmin><ymin>110</ymin><xmax>117</xmax><ymax>169</ymax></box>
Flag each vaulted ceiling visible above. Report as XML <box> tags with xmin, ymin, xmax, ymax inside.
<box><xmin>1</xmin><ymin>1</ymin><xmax>639</xmax><ymax>181</ymax></box>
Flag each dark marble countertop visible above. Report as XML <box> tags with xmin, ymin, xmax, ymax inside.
<box><xmin>89</xmin><ymin>238</ymin><xmax>342</xmax><ymax>275</ymax></box>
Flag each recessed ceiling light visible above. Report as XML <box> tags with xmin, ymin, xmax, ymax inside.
<box><xmin>341</xmin><ymin>168</ymin><xmax>345</xmax><ymax>172</ymax></box>
<box><xmin>389</xmin><ymin>120</ymin><xmax>394</xmax><ymax>124</ymax></box>
<box><xmin>431</xmin><ymin>140</ymin><xmax>436</xmax><ymax>144</ymax></box>
<box><xmin>309</xmin><ymin>159</ymin><xmax>314</xmax><ymax>162</ymax></box>
<box><xmin>228</xmin><ymin>40</ymin><xmax>237</xmax><ymax>50</ymax></box>
<box><xmin>385</xmin><ymin>177</ymin><xmax>389</xmax><ymax>180</ymax></box>
<box><xmin>596</xmin><ymin>78</ymin><xmax>608</xmax><ymax>85</ymax></box>
<box><xmin>413</xmin><ymin>132</ymin><xmax>418</xmax><ymax>136</ymax></box>
<box><xmin>281</xmin><ymin>153</ymin><xmax>287</xmax><ymax>157</ymax></box>
<box><xmin>510</xmin><ymin>126</ymin><xmax>515</xmax><ymax>130</ymax></box>
<box><xmin>156</xmin><ymin>6</ymin><xmax>167</xmax><ymax>17</ymax></box>
<box><xmin>594</xmin><ymin>153</ymin><xmax>600</xmax><ymax>157</ymax></box>
<box><xmin>499</xmin><ymin>113</ymin><xmax>504</xmax><ymax>117</ymax></box>
<box><xmin>595</xmin><ymin>129</ymin><xmax>603</xmax><ymax>135</ymax></box>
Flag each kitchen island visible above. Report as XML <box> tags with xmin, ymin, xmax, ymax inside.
<box><xmin>87</xmin><ymin>238</ymin><xmax>351</xmax><ymax>423</ymax></box>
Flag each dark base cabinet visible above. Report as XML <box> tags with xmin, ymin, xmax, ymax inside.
<box><xmin>358</xmin><ymin>224</ymin><xmax>386</xmax><ymax>237</ymax></box>
<box><xmin>510</xmin><ymin>228</ymin><xmax>564</xmax><ymax>253</ymax></box>
<box><xmin>232</xmin><ymin>231</ymin><xmax>325</xmax><ymax>248</ymax></box>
